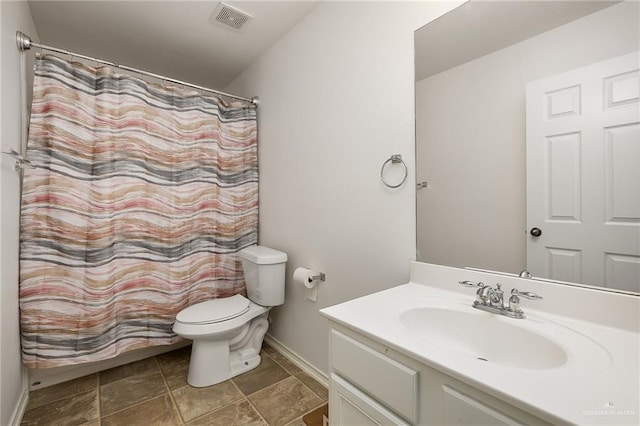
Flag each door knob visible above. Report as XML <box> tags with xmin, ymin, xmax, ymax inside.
<box><xmin>530</xmin><ymin>227</ymin><xmax>542</xmax><ymax>237</ymax></box>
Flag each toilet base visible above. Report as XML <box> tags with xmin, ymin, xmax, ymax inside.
<box><xmin>186</xmin><ymin>311</ymin><xmax>270</xmax><ymax>388</ymax></box>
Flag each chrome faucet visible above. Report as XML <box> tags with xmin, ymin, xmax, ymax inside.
<box><xmin>458</xmin><ymin>280</ymin><xmax>542</xmax><ymax>319</ymax></box>
<box><xmin>487</xmin><ymin>283</ymin><xmax>504</xmax><ymax>306</ymax></box>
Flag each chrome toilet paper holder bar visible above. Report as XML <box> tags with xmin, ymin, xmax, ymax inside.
<box><xmin>309</xmin><ymin>272</ymin><xmax>326</xmax><ymax>283</ymax></box>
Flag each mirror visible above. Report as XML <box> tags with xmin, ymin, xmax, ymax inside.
<box><xmin>415</xmin><ymin>0</ymin><xmax>640</xmax><ymax>294</ymax></box>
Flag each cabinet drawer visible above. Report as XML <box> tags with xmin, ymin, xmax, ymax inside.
<box><xmin>331</xmin><ymin>329</ymin><xmax>418</xmax><ymax>423</ymax></box>
<box><xmin>330</xmin><ymin>374</ymin><xmax>410</xmax><ymax>426</ymax></box>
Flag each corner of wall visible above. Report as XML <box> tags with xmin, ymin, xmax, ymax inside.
<box><xmin>1</xmin><ymin>1</ymin><xmax>39</xmax><ymax>424</ymax></box>
<box><xmin>7</xmin><ymin>372</ymin><xmax>29</xmax><ymax>426</ymax></box>
<box><xmin>220</xmin><ymin>1</ymin><xmax>464</xmax><ymax>376</ymax></box>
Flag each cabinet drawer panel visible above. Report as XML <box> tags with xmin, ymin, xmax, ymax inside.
<box><xmin>443</xmin><ymin>385</ymin><xmax>524</xmax><ymax>426</ymax></box>
<box><xmin>331</xmin><ymin>329</ymin><xmax>418</xmax><ymax>423</ymax></box>
<box><xmin>330</xmin><ymin>374</ymin><xmax>410</xmax><ymax>426</ymax></box>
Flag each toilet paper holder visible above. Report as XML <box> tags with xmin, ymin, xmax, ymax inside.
<box><xmin>309</xmin><ymin>272</ymin><xmax>326</xmax><ymax>283</ymax></box>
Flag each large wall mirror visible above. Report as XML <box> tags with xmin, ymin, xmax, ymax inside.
<box><xmin>415</xmin><ymin>0</ymin><xmax>639</xmax><ymax>294</ymax></box>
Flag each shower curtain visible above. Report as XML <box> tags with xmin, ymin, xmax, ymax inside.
<box><xmin>19</xmin><ymin>54</ymin><xmax>258</xmax><ymax>368</ymax></box>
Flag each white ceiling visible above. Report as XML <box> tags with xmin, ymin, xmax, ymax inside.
<box><xmin>27</xmin><ymin>1</ymin><xmax>320</xmax><ymax>91</ymax></box>
<box><xmin>415</xmin><ymin>0</ymin><xmax>620</xmax><ymax>81</ymax></box>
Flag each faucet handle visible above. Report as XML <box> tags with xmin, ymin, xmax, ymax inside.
<box><xmin>511</xmin><ymin>288</ymin><xmax>543</xmax><ymax>300</ymax></box>
<box><xmin>491</xmin><ymin>283</ymin><xmax>504</xmax><ymax>302</ymax></box>
<box><xmin>458</xmin><ymin>280</ymin><xmax>484</xmax><ymax>288</ymax></box>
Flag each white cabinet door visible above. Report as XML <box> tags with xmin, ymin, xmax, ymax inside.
<box><xmin>330</xmin><ymin>374</ymin><xmax>410</xmax><ymax>426</ymax></box>
<box><xmin>526</xmin><ymin>52</ymin><xmax>640</xmax><ymax>292</ymax></box>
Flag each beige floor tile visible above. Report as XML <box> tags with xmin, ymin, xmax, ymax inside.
<box><xmin>268</xmin><ymin>351</ymin><xmax>303</xmax><ymax>375</ymax></box>
<box><xmin>249</xmin><ymin>376</ymin><xmax>323</xmax><ymax>426</ymax></box>
<box><xmin>187</xmin><ymin>400</ymin><xmax>266</xmax><ymax>426</ymax></box>
<box><xmin>21</xmin><ymin>389</ymin><xmax>98</xmax><ymax>426</ymax></box>
<box><xmin>100</xmin><ymin>370</ymin><xmax>167</xmax><ymax>416</ymax></box>
<box><xmin>156</xmin><ymin>345</ymin><xmax>191</xmax><ymax>365</ymax></box>
<box><xmin>295</xmin><ymin>372</ymin><xmax>328</xmax><ymax>401</ymax></box>
<box><xmin>22</xmin><ymin>344</ymin><xmax>328</xmax><ymax>426</ymax></box>
<box><xmin>27</xmin><ymin>374</ymin><xmax>97</xmax><ymax>410</ymax></box>
<box><xmin>99</xmin><ymin>357</ymin><xmax>159</xmax><ymax>386</ymax></box>
<box><xmin>156</xmin><ymin>346</ymin><xmax>192</xmax><ymax>390</ymax></box>
<box><xmin>101</xmin><ymin>394</ymin><xmax>181</xmax><ymax>426</ymax></box>
<box><xmin>232</xmin><ymin>355</ymin><xmax>290</xmax><ymax>396</ymax></box>
<box><xmin>172</xmin><ymin>380</ymin><xmax>243</xmax><ymax>423</ymax></box>
<box><xmin>262</xmin><ymin>342</ymin><xmax>278</xmax><ymax>355</ymax></box>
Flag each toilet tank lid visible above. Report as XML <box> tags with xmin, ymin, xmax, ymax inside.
<box><xmin>238</xmin><ymin>245</ymin><xmax>287</xmax><ymax>264</ymax></box>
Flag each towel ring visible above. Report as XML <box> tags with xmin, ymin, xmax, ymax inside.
<box><xmin>380</xmin><ymin>154</ymin><xmax>408</xmax><ymax>188</ymax></box>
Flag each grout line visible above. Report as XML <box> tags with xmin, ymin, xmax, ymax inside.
<box><xmin>284</xmin><ymin>415</ymin><xmax>304</xmax><ymax>426</ymax></box>
<box><xmin>261</xmin><ymin>351</ymin><xmax>289</xmax><ymax>374</ymax></box>
<box><xmin>246</xmin><ymin>372</ymin><xmax>327</xmax><ymax>425</ymax></box>
<box><xmin>154</xmin><ymin>356</ymin><xmax>186</xmax><ymax>425</ymax></box>
<box><xmin>292</xmin><ymin>373</ymin><xmax>328</xmax><ymax>403</ymax></box>
<box><xmin>100</xmin><ymin>393</ymin><xmax>172</xmax><ymax>422</ymax></box>
<box><xmin>263</xmin><ymin>337</ymin><xmax>328</xmax><ymax>388</ymax></box>
<box><xmin>96</xmin><ymin>373</ymin><xmax>102</xmax><ymax>425</ymax></box>
<box><xmin>98</xmin><ymin>356</ymin><xmax>178</xmax><ymax>421</ymax></box>
<box><xmin>233</xmin><ymin>351</ymin><xmax>292</xmax><ymax>399</ymax></box>
<box><xmin>182</xmin><ymin>397</ymin><xmax>244</xmax><ymax>426</ymax></box>
<box><xmin>268</xmin><ymin>351</ymin><xmax>301</xmax><ymax>376</ymax></box>
<box><xmin>25</xmin><ymin>375</ymin><xmax>99</xmax><ymax>412</ymax></box>
<box><xmin>238</xmin><ymin>376</ymin><xmax>304</xmax><ymax>424</ymax></box>
<box><xmin>265</xmin><ymin>347</ymin><xmax>327</xmax><ymax>402</ymax></box>
<box><xmin>250</xmin><ymin>402</ymin><xmax>271</xmax><ymax>426</ymax></box>
<box><xmin>232</xmin><ymin>381</ymin><xmax>270</xmax><ymax>426</ymax></box>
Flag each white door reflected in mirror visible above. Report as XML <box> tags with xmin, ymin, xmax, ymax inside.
<box><xmin>526</xmin><ymin>53</ymin><xmax>640</xmax><ymax>293</ymax></box>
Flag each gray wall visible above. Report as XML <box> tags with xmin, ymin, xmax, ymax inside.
<box><xmin>226</xmin><ymin>1</ymin><xmax>463</xmax><ymax>374</ymax></box>
<box><xmin>1</xmin><ymin>1</ymin><xmax>39</xmax><ymax>424</ymax></box>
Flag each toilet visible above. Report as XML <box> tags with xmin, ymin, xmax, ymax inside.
<box><xmin>173</xmin><ymin>245</ymin><xmax>287</xmax><ymax>387</ymax></box>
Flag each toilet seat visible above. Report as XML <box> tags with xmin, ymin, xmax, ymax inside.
<box><xmin>176</xmin><ymin>294</ymin><xmax>250</xmax><ymax>325</ymax></box>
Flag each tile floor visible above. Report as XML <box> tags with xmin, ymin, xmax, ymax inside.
<box><xmin>21</xmin><ymin>343</ymin><xmax>328</xmax><ymax>426</ymax></box>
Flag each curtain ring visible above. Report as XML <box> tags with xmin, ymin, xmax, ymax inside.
<box><xmin>380</xmin><ymin>154</ymin><xmax>408</xmax><ymax>189</ymax></box>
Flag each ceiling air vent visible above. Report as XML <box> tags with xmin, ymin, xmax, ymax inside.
<box><xmin>210</xmin><ymin>2</ymin><xmax>253</xmax><ymax>31</ymax></box>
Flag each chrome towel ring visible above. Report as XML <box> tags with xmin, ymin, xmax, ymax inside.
<box><xmin>380</xmin><ymin>154</ymin><xmax>408</xmax><ymax>188</ymax></box>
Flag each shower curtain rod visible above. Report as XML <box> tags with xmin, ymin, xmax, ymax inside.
<box><xmin>15</xmin><ymin>31</ymin><xmax>259</xmax><ymax>107</ymax></box>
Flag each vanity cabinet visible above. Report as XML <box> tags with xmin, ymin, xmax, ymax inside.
<box><xmin>328</xmin><ymin>323</ymin><xmax>552</xmax><ymax>426</ymax></box>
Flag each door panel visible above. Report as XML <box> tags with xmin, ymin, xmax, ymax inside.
<box><xmin>526</xmin><ymin>52</ymin><xmax>640</xmax><ymax>292</ymax></box>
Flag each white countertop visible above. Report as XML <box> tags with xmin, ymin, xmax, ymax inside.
<box><xmin>320</xmin><ymin>263</ymin><xmax>640</xmax><ymax>425</ymax></box>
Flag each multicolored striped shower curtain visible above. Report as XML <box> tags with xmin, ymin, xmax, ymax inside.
<box><xmin>19</xmin><ymin>55</ymin><xmax>258</xmax><ymax>368</ymax></box>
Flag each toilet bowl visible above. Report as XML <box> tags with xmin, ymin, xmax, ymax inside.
<box><xmin>173</xmin><ymin>245</ymin><xmax>287</xmax><ymax>387</ymax></box>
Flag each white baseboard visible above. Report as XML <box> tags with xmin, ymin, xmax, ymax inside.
<box><xmin>9</xmin><ymin>371</ymin><xmax>29</xmax><ymax>426</ymax></box>
<box><xmin>264</xmin><ymin>334</ymin><xmax>328</xmax><ymax>388</ymax></box>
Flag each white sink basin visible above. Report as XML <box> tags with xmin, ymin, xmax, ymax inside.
<box><xmin>322</xmin><ymin>278</ymin><xmax>638</xmax><ymax>426</ymax></box>
<box><xmin>400</xmin><ymin>306</ymin><xmax>567</xmax><ymax>369</ymax></box>
<box><xmin>397</xmin><ymin>299</ymin><xmax>612</xmax><ymax>371</ymax></box>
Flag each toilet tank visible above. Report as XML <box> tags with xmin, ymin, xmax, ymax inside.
<box><xmin>238</xmin><ymin>245</ymin><xmax>287</xmax><ymax>307</ymax></box>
